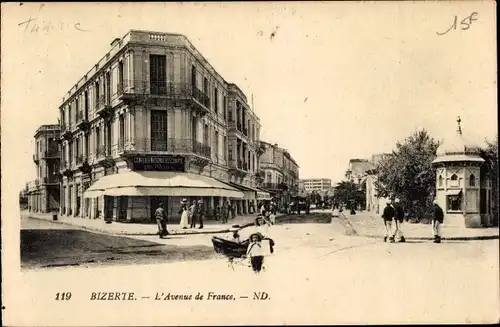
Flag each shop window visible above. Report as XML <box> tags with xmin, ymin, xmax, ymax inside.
<box><xmin>447</xmin><ymin>194</ymin><xmax>462</xmax><ymax>211</ymax></box>
<box><xmin>449</xmin><ymin>174</ymin><xmax>459</xmax><ymax>187</ymax></box>
<box><xmin>469</xmin><ymin>174</ymin><xmax>476</xmax><ymax>187</ymax></box>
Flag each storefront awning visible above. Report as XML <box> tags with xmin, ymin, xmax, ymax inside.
<box><xmin>446</xmin><ymin>189</ymin><xmax>462</xmax><ymax>196</ymax></box>
<box><xmin>83</xmin><ymin>171</ymin><xmax>245</xmax><ymax>199</ymax></box>
<box><xmin>227</xmin><ymin>182</ymin><xmax>256</xmax><ymax>200</ymax></box>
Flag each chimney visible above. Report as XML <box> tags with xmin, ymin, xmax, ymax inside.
<box><xmin>110</xmin><ymin>38</ymin><xmax>121</xmax><ymax>47</ymax></box>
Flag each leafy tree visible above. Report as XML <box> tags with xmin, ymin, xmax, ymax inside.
<box><xmin>333</xmin><ymin>180</ymin><xmax>366</xmax><ymax>209</ymax></box>
<box><xmin>479</xmin><ymin>135</ymin><xmax>499</xmax><ymax>226</ymax></box>
<box><xmin>375</xmin><ymin>129</ymin><xmax>440</xmax><ymax>220</ymax></box>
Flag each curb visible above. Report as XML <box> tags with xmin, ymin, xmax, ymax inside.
<box><xmin>357</xmin><ymin>234</ymin><xmax>499</xmax><ymax>241</ymax></box>
<box><xmin>24</xmin><ymin>215</ymin><xmax>231</xmax><ymax>236</ymax></box>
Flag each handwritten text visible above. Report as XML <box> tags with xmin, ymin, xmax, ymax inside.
<box><xmin>436</xmin><ymin>12</ymin><xmax>478</xmax><ymax>36</ymax></box>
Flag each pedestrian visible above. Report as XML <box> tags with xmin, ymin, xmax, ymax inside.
<box><xmin>155</xmin><ymin>202</ymin><xmax>168</xmax><ymax>238</ymax></box>
<box><xmin>432</xmin><ymin>199</ymin><xmax>444</xmax><ymax>243</ymax></box>
<box><xmin>222</xmin><ymin>201</ymin><xmax>229</xmax><ymax>224</ymax></box>
<box><xmin>178</xmin><ymin>199</ymin><xmax>189</xmax><ymax>229</ymax></box>
<box><xmin>393</xmin><ymin>198</ymin><xmax>406</xmax><ymax>242</ymax></box>
<box><xmin>189</xmin><ymin>200</ymin><xmax>197</xmax><ymax>228</ymax></box>
<box><xmin>246</xmin><ymin>233</ymin><xmax>265</xmax><ymax>274</ymax></box>
<box><xmin>269</xmin><ymin>201</ymin><xmax>277</xmax><ymax>225</ymax></box>
<box><xmin>197</xmin><ymin>199</ymin><xmax>204</xmax><ymax>229</ymax></box>
<box><xmin>381</xmin><ymin>201</ymin><xmax>395</xmax><ymax>242</ymax></box>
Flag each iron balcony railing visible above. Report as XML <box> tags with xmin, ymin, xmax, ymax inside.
<box><xmin>95</xmin><ymin>94</ymin><xmax>111</xmax><ymax>111</ymax></box>
<box><xmin>262</xmin><ymin>182</ymin><xmax>280</xmax><ymax>190</ymax></box>
<box><xmin>43</xmin><ymin>176</ymin><xmax>60</xmax><ymax>184</ymax></box>
<box><xmin>43</xmin><ymin>149</ymin><xmax>60</xmax><ymax>158</ymax></box>
<box><xmin>96</xmin><ymin>145</ymin><xmax>111</xmax><ymax>158</ymax></box>
<box><xmin>125</xmin><ymin>137</ymin><xmax>211</xmax><ymax>158</ymax></box>
<box><xmin>117</xmin><ymin>80</ymin><xmax>210</xmax><ymax>108</ymax></box>
<box><xmin>76</xmin><ymin>154</ymin><xmax>87</xmax><ymax>165</ymax></box>
<box><xmin>76</xmin><ymin>111</ymin><xmax>88</xmax><ymax>122</ymax></box>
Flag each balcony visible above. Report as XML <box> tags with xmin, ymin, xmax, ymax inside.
<box><xmin>42</xmin><ymin>176</ymin><xmax>60</xmax><ymax>185</ymax></box>
<box><xmin>42</xmin><ymin>149</ymin><xmax>60</xmax><ymax>159</ymax></box>
<box><xmin>262</xmin><ymin>182</ymin><xmax>279</xmax><ymax>190</ymax></box>
<box><xmin>120</xmin><ymin>138</ymin><xmax>211</xmax><ymax>160</ymax></box>
<box><xmin>76</xmin><ymin>154</ymin><xmax>92</xmax><ymax>174</ymax></box>
<box><xmin>116</xmin><ymin>80</ymin><xmax>211</xmax><ymax>115</ymax></box>
<box><xmin>75</xmin><ymin>111</ymin><xmax>90</xmax><ymax>132</ymax></box>
<box><xmin>33</xmin><ymin>154</ymin><xmax>39</xmax><ymax>164</ymax></box>
<box><xmin>60</xmin><ymin>125</ymin><xmax>73</xmax><ymax>141</ymax></box>
<box><xmin>95</xmin><ymin>95</ymin><xmax>113</xmax><ymax>118</ymax></box>
<box><xmin>227</xmin><ymin>121</ymin><xmax>249</xmax><ymax>140</ymax></box>
<box><xmin>61</xmin><ymin>160</ymin><xmax>73</xmax><ymax>177</ymax></box>
<box><xmin>96</xmin><ymin>145</ymin><xmax>115</xmax><ymax>168</ymax></box>
<box><xmin>228</xmin><ymin>159</ymin><xmax>249</xmax><ymax>177</ymax></box>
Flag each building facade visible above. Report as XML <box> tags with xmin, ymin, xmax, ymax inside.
<box><xmin>345</xmin><ymin>159</ymin><xmax>375</xmax><ymax>185</ymax></box>
<box><xmin>58</xmin><ymin>30</ymin><xmax>267</xmax><ymax>222</ymax></box>
<box><xmin>27</xmin><ymin>124</ymin><xmax>61</xmax><ymax>213</ymax></box>
<box><xmin>365</xmin><ymin>153</ymin><xmax>391</xmax><ymax>213</ymax></box>
<box><xmin>259</xmin><ymin>141</ymin><xmax>300</xmax><ymax>206</ymax></box>
<box><xmin>300</xmin><ymin>178</ymin><xmax>332</xmax><ymax>193</ymax></box>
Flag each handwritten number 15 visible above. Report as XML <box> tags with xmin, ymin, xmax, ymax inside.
<box><xmin>437</xmin><ymin>12</ymin><xmax>479</xmax><ymax>35</ymax></box>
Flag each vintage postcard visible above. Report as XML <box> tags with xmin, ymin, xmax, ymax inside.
<box><xmin>1</xmin><ymin>1</ymin><xmax>498</xmax><ymax>325</ymax></box>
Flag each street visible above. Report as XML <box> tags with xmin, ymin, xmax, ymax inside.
<box><xmin>18</xmin><ymin>215</ymin><xmax>499</xmax><ymax>324</ymax></box>
<box><xmin>21</xmin><ymin>217</ymin><xmax>216</xmax><ymax>269</ymax></box>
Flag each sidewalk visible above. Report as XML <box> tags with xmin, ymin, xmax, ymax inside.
<box><xmin>340</xmin><ymin>211</ymin><xmax>499</xmax><ymax>241</ymax></box>
<box><xmin>22</xmin><ymin>210</ymin><xmax>262</xmax><ymax>236</ymax></box>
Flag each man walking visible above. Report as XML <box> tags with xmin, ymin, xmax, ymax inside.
<box><xmin>155</xmin><ymin>202</ymin><xmax>168</xmax><ymax>239</ymax></box>
<box><xmin>393</xmin><ymin>198</ymin><xmax>406</xmax><ymax>242</ymax></box>
<box><xmin>381</xmin><ymin>201</ymin><xmax>395</xmax><ymax>242</ymax></box>
<box><xmin>432</xmin><ymin>199</ymin><xmax>444</xmax><ymax>243</ymax></box>
<box><xmin>189</xmin><ymin>200</ymin><xmax>198</xmax><ymax>228</ymax></box>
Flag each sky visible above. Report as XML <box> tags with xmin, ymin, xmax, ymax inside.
<box><xmin>1</xmin><ymin>1</ymin><xmax>497</xmax><ymax>195</ymax></box>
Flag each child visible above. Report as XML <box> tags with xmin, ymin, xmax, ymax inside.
<box><xmin>246</xmin><ymin>233</ymin><xmax>265</xmax><ymax>273</ymax></box>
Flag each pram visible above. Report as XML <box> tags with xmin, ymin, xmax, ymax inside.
<box><xmin>211</xmin><ymin>222</ymin><xmax>275</xmax><ymax>269</ymax></box>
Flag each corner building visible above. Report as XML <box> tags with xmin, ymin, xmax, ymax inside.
<box><xmin>59</xmin><ymin>30</ymin><xmax>268</xmax><ymax>222</ymax></box>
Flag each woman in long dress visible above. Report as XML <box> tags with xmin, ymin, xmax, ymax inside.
<box><xmin>179</xmin><ymin>199</ymin><xmax>189</xmax><ymax>229</ymax></box>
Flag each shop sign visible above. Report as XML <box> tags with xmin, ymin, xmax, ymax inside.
<box><xmin>132</xmin><ymin>155</ymin><xmax>185</xmax><ymax>172</ymax></box>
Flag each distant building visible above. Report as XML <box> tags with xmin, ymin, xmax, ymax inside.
<box><xmin>364</xmin><ymin>154</ymin><xmax>391</xmax><ymax>213</ymax></box>
<box><xmin>300</xmin><ymin>178</ymin><xmax>332</xmax><ymax>193</ymax></box>
<box><xmin>27</xmin><ymin>124</ymin><xmax>61</xmax><ymax>213</ymax></box>
<box><xmin>259</xmin><ymin>141</ymin><xmax>300</xmax><ymax>206</ymax></box>
<box><xmin>344</xmin><ymin>159</ymin><xmax>375</xmax><ymax>184</ymax></box>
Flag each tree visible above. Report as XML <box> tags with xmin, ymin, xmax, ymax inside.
<box><xmin>479</xmin><ymin>135</ymin><xmax>499</xmax><ymax>226</ymax></box>
<box><xmin>333</xmin><ymin>180</ymin><xmax>366</xmax><ymax>210</ymax></box>
<box><xmin>375</xmin><ymin>129</ymin><xmax>440</xmax><ymax>220</ymax></box>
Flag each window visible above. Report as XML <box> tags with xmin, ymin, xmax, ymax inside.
<box><xmin>84</xmin><ymin>91</ymin><xmax>89</xmax><ymax>119</ymax></box>
<box><xmin>447</xmin><ymin>194</ymin><xmax>462</xmax><ymax>211</ymax></box>
<box><xmin>118</xmin><ymin>61</ymin><xmax>124</xmax><ymax>92</ymax></box>
<box><xmin>223</xmin><ymin>96</ymin><xmax>227</xmax><ymax>120</ymax></box>
<box><xmin>95</xmin><ymin>81</ymin><xmax>100</xmax><ymax>107</ymax></box>
<box><xmin>95</xmin><ymin>126</ymin><xmax>100</xmax><ymax>155</ymax></box>
<box><xmin>469</xmin><ymin>174</ymin><xmax>476</xmax><ymax>187</ymax></box>
<box><xmin>150</xmin><ymin>55</ymin><xmax>167</xmax><ymax>95</ymax></box>
<box><xmin>151</xmin><ymin>110</ymin><xmax>168</xmax><ymax>151</ymax></box>
<box><xmin>215</xmin><ymin>131</ymin><xmax>219</xmax><ymax>160</ymax></box>
<box><xmin>204</xmin><ymin>124</ymin><xmax>209</xmax><ymax>146</ymax></box>
<box><xmin>191</xmin><ymin>65</ymin><xmax>197</xmax><ymax>88</ymax></box>
<box><xmin>449</xmin><ymin>174</ymin><xmax>459</xmax><ymax>187</ymax></box>
<box><xmin>105</xmin><ymin>72</ymin><xmax>111</xmax><ymax>104</ymax></box>
<box><xmin>119</xmin><ymin>115</ymin><xmax>125</xmax><ymax>146</ymax></box>
<box><xmin>214</xmin><ymin>87</ymin><xmax>218</xmax><ymax>113</ymax></box>
<box><xmin>223</xmin><ymin>136</ymin><xmax>227</xmax><ymax>160</ymax></box>
<box><xmin>438</xmin><ymin>175</ymin><xmax>443</xmax><ymax>187</ymax></box>
<box><xmin>85</xmin><ymin>134</ymin><xmax>89</xmax><ymax>157</ymax></box>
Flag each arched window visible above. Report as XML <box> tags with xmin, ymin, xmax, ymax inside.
<box><xmin>450</xmin><ymin>173</ymin><xmax>459</xmax><ymax>187</ymax></box>
<box><xmin>469</xmin><ymin>174</ymin><xmax>476</xmax><ymax>187</ymax></box>
<box><xmin>438</xmin><ymin>175</ymin><xmax>443</xmax><ymax>187</ymax></box>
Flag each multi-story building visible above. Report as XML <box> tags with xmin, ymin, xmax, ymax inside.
<box><xmin>58</xmin><ymin>30</ymin><xmax>269</xmax><ymax>222</ymax></box>
<box><xmin>300</xmin><ymin>178</ymin><xmax>332</xmax><ymax>193</ymax></box>
<box><xmin>259</xmin><ymin>141</ymin><xmax>300</xmax><ymax>206</ymax></box>
<box><xmin>27</xmin><ymin>124</ymin><xmax>61</xmax><ymax>213</ymax></box>
<box><xmin>344</xmin><ymin>159</ymin><xmax>375</xmax><ymax>185</ymax></box>
<box><xmin>365</xmin><ymin>153</ymin><xmax>391</xmax><ymax>213</ymax></box>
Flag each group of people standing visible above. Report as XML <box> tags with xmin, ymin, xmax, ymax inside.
<box><xmin>381</xmin><ymin>199</ymin><xmax>445</xmax><ymax>244</ymax></box>
<box><xmin>155</xmin><ymin>199</ymin><xmax>209</xmax><ymax>239</ymax></box>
